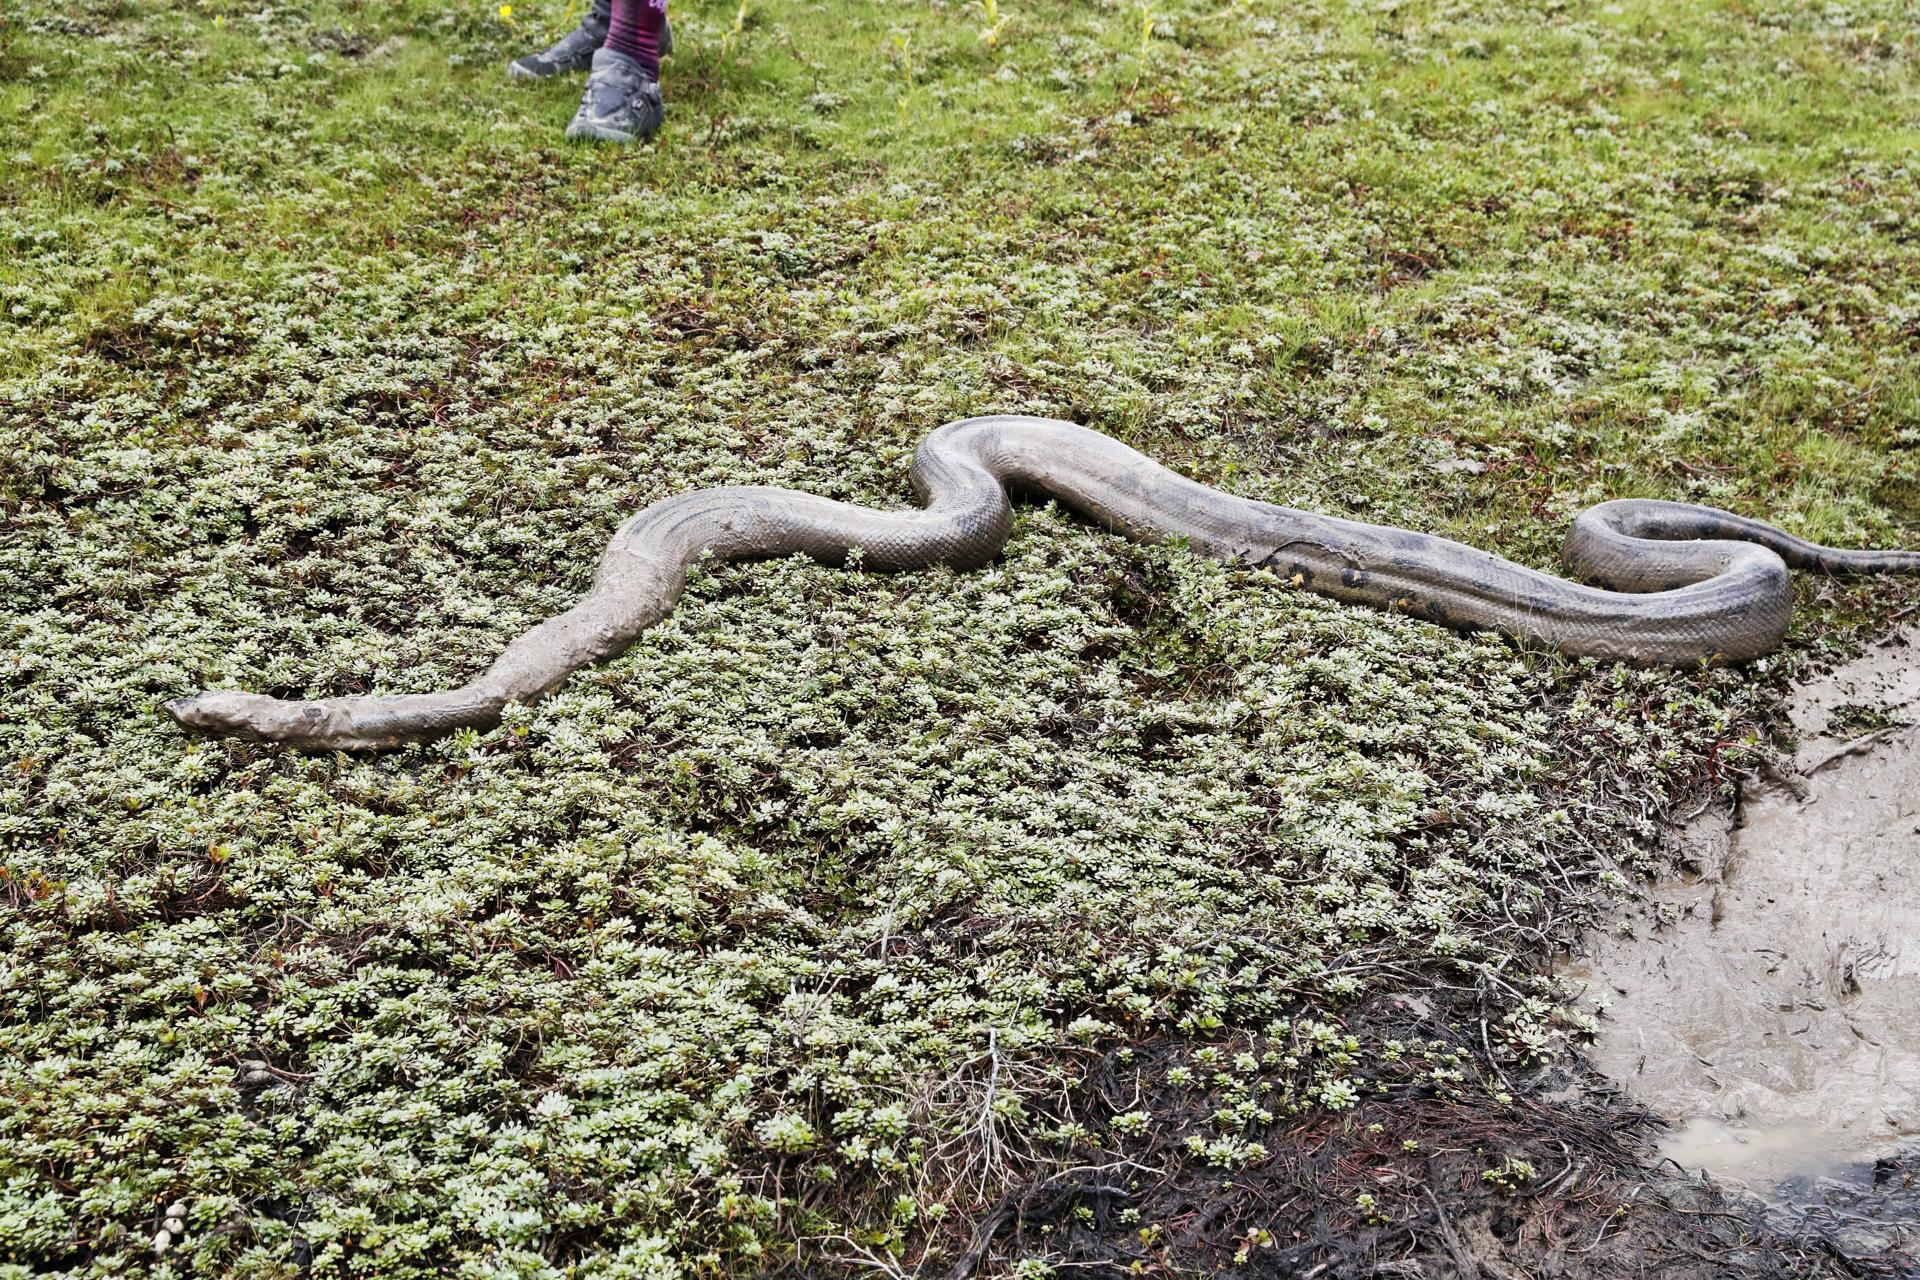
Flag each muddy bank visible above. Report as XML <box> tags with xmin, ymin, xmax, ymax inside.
<box><xmin>953</xmin><ymin>1024</ymin><xmax>1898</xmax><ymax>1279</ymax></box>
<box><xmin>1567</xmin><ymin>634</ymin><xmax>1920</xmax><ymax>1227</ymax></box>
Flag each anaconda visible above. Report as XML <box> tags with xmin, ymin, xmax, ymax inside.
<box><xmin>165</xmin><ymin>415</ymin><xmax>1920</xmax><ymax>752</ymax></box>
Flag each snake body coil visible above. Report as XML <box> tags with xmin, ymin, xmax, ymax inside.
<box><xmin>166</xmin><ymin>415</ymin><xmax>1920</xmax><ymax>752</ymax></box>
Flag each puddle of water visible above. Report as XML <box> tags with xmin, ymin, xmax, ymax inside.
<box><xmin>1565</xmin><ymin>634</ymin><xmax>1920</xmax><ymax>1196</ymax></box>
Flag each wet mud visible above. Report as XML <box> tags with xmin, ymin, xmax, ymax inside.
<box><xmin>1567</xmin><ymin>634</ymin><xmax>1920</xmax><ymax>1250</ymax></box>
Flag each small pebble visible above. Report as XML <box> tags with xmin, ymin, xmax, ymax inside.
<box><xmin>152</xmin><ymin>1228</ymin><xmax>172</xmax><ymax>1254</ymax></box>
<box><xmin>163</xmin><ymin>1216</ymin><xmax>185</xmax><ymax>1234</ymax></box>
<box><xmin>165</xmin><ymin>1201</ymin><xmax>186</xmax><ymax>1218</ymax></box>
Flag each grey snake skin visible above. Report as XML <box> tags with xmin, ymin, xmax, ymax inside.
<box><xmin>166</xmin><ymin>416</ymin><xmax>1920</xmax><ymax>752</ymax></box>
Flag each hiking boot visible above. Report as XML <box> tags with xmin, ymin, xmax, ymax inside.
<box><xmin>509</xmin><ymin>0</ymin><xmax>670</xmax><ymax>80</ymax></box>
<box><xmin>508</xmin><ymin>10</ymin><xmax>606</xmax><ymax>79</ymax></box>
<box><xmin>565</xmin><ymin>47</ymin><xmax>663</xmax><ymax>143</ymax></box>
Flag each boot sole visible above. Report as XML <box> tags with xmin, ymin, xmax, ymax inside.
<box><xmin>565</xmin><ymin>120</ymin><xmax>652</xmax><ymax>143</ymax></box>
<box><xmin>509</xmin><ymin>60</ymin><xmax>580</xmax><ymax>80</ymax></box>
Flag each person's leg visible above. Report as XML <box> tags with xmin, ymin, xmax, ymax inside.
<box><xmin>566</xmin><ymin>0</ymin><xmax>666</xmax><ymax>143</ymax></box>
<box><xmin>602</xmin><ymin>0</ymin><xmax>667</xmax><ymax>81</ymax></box>
<box><xmin>509</xmin><ymin>0</ymin><xmax>670</xmax><ymax>81</ymax></box>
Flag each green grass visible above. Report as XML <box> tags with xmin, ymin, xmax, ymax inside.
<box><xmin>2</xmin><ymin>0</ymin><xmax>1917</xmax><ymax>1273</ymax></box>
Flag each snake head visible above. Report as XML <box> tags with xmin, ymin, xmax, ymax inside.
<box><xmin>164</xmin><ymin>690</ymin><xmax>288</xmax><ymax>741</ymax></box>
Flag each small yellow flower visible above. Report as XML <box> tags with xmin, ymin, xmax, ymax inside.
<box><xmin>498</xmin><ymin>4</ymin><xmax>513</xmax><ymax>17</ymax></box>
<box><xmin>212</xmin><ymin>13</ymin><xmax>224</xmax><ymax>25</ymax></box>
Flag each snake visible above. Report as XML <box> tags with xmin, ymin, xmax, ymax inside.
<box><xmin>165</xmin><ymin>415</ymin><xmax>1920</xmax><ymax>752</ymax></box>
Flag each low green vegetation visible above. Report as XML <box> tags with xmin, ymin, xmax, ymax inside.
<box><xmin>2</xmin><ymin>0</ymin><xmax>1916</xmax><ymax>1273</ymax></box>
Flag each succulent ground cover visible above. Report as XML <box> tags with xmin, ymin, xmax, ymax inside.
<box><xmin>3</xmin><ymin>0</ymin><xmax>1919</xmax><ymax>1273</ymax></box>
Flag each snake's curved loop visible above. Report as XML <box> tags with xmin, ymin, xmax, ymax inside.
<box><xmin>166</xmin><ymin>416</ymin><xmax>1920</xmax><ymax>752</ymax></box>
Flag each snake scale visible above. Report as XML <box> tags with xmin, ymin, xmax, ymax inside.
<box><xmin>166</xmin><ymin>415</ymin><xmax>1920</xmax><ymax>752</ymax></box>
